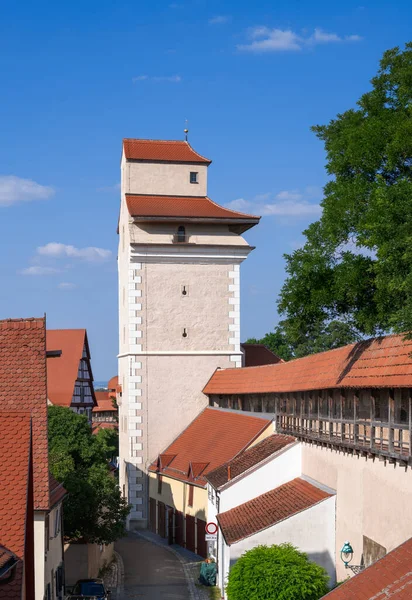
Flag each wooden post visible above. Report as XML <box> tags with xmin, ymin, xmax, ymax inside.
<box><xmin>388</xmin><ymin>388</ymin><xmax>394</xmax><ymax>454</ymax></box>
<box><xmin>409</xmin><ymin>389</ymin><xmax>412</xmax><ymax>460</ymax></box>
<box><xmin>328</xmin><ymin>391</ymin><xmax>333</xmax><ymax>440</ymax></box>
<box><xmin>370</xmin><ymin>391</ymin><xmax>375</xmax><ymax>450</ymax></box>
<box><xmin>354</xmin><ymin>390</ymin><xmax>359</xmax><ymax>445</ymax></box>
<box><xmin>340</xmin><ymin>389</ymin><xmax>345</xmax><ymax>442</ymax></box>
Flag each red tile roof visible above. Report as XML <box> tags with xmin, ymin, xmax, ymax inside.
<box><xmin>49</xmin><ymin>473</ymin><xmax>66</xmax><ymax>508</ymax></box>
<box><xmin>123</xmin><ymin>139</ymin><xmax>212</xmax><ymax>164</ymax></box>
<box><xmin>0</xmin><ymin>318</ymin><xmax>50</xmax><ymax>510</ymax></box>
<box><xmin>93</xmin><ymin>391</ymin><xmax>116</xmax><ymax>412</ymax></box>
<box><xmin>217</xmin><ymin>478</ymin><xmax>333</xmax><ymax>545</ymax></box>
<box><xmin>47</xmin><ymin>329</ymin><xmax>96</xmax><ymax>407</ymax></box>
<box><xmin>241</xmin><ymin>343</ymin><xmax>283</xmax><ymax>367</ymax></box>
<box><xmin>108</xmin><ymin>375</ymin><xmax>118</xmax><ymax>391</ymax></box>
<box><xmin>323</xmin><ymin>536</ymin><xmax>412</xmax><ymax>599</ymax></box>
<box><xmin>0</xmin><ymin>412</ymin><xmax>31</xmax><ymax>599</ymax></box>
<box><xmin>149</xmin><ymin>408</ymin><xmax>272</xmax><ymax>487</ymax></box>
<box><xmin>126</xmin><ymin>194</ymin><xmax>260</xmax><ymax>226</ymax></box>
<box><xmin>92</xmin><ymin>422</ymin><xmax>118</xmax><ymax>434</ymax></box>
<box><xmin>204</xmin><ymin>335</ymin><xmax>412</xmax><ymax>395</ymax></box>
<box><xmin>206</xmin><ymin>434</ymin><xmax>297</xmax><ymax>489</ymax></box>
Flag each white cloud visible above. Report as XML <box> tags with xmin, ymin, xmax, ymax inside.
<box><xmin>37</xmin><ymin>243</ymin><xmax>112</xmax><ymax>262</ymax></box>
<box><xmin>226</xmin><ymin>188</ymin><xmax>322</xmax><ymax>221</ymax></box>
<box><xmin>132</xmin><ymin>75</ymin><xmax>182</xmax><ymax>83</ymax></box>
<box><xmin>238</xmin><ymin>26</ymin><xmax>362</xmax><ymax>53</ymax></box>
<box><xmin>260</xmin><ymin>200</ymin><xmax>322</xmax><ymax>217</ymax></box>
<box><xmin>19</xmin><ymin>266</ymin><xmax>61</xmax><ymax>276</ymax></box>
<box><xmin>209</xmin><ymin>15</ymin><xmax>231</xmax><ymax>25</ymax></box>
<box><xmin>0</xmin><ymin>175</ymin><xmax>54</xmax><ymax>207</ymax></box>
<box><xmin>58</xmin><ymin>282</ymin><xmax>77</xmax><ymax>290</ymax></box>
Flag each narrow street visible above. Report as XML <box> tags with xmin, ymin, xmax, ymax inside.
<box><xmin>116</xmin><ymin>534</ymin><xmax>191</xmax><ymax>600</ymax></box>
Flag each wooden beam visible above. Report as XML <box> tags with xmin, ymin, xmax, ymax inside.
<box><xmin>370</xmin><ymin>391</ymin><xmax>376</xmax><ymax>450</ymax></box>
<box><xmin>389</xmin><ymin>388</ymin><xmax>394</xmax><ymax>454</ymax></box>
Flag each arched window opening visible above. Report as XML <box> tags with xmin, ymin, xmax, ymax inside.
<box><xmin>176</xmin><ymin>226</ymin><xmax>186</xmax><ymax>243</ymax></box>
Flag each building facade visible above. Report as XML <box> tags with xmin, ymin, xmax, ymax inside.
<box><xmin>204</xmin><ymin>334</ymin><xmax>412</xmax><ymax>581</ymax></box>
<box><xmin>118</xmin><ymin>138</ymin><xmax>259</xmax><ymax>528</ymax></box>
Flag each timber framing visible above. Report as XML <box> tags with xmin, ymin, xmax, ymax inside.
<box><xmin>209</xmin><ymin>387</ymin><xmax>412</xmax><ymax>467</ymax></box>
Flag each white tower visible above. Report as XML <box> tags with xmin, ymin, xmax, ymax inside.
<box><xmin>118</xmin><ymin>137</ymin><xmax>259</xmax><ymax>528</ymax></box>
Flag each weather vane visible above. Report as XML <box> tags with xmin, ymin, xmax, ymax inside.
<box><xmin>184</xmin><ymin>119</ymin><xmax>189</xmax><ymax>141</ymax></box>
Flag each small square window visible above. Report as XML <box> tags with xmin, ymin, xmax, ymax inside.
<box><xmin>190</xmin><ymin>172</ymin><xmax>198</xmax><ymax>184</ymax></box>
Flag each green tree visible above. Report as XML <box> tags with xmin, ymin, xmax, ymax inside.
<box><xmin>278</xmin><ymin>43</ymin><xmax>412</xmax><ymax>345</ymax></box>
<box><xmin>48</xmin><ymin>405</ymin><xmax>130</xmax><ymax>543</ymax></box>
<box><xmin>226</xmin><ymin>544</ymin><xmax>329</xmax><ymax>600</ymax></box>
<box><xmin>246</xmin><ymin>320</ymin><xmax>359</xmax><ymax>361</ymax></box>
<box><xmin>95</xmin><ymin>427</ymin><xmax>119</xmax><ymax>461</ymax></box>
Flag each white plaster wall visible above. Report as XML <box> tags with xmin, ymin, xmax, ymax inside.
<box><xmin>34</xmin><ymin>511</ymin><xmax>45</xmax><ymax>600</ymax></box>
<box><xmin>125</xmin><ymin>161</ymin><xmax>208</xmax><ymax>196</ymax></box>
<box><xmin>219</xmin><ymin>496</ymin><xmax>336</xmax><ymax>597</ymax></box>
<box><xmin>219</xmin><ymin>443</ymin><xmax>301</xmax><ymax>513</ymax></box>
<box><xmin>44</xmin><ymin>503</ymin><xmax>64</xmax><ymax>597</ymax></box>
<box><xmin>130</xmin><ymin>223</ymin><xmax>251</xmax><ymax>246</ymax></box>
<box><xmin>302</xmin><ymin>443</ymin><xmax>412</xmax><ymax>581</ymax></box>
<box><xmin>142</xmin><ymin>262</ymin><xmax>235</xmax><ymax>352</ymax></box>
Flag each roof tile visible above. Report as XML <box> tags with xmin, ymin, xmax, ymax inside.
<box><xmin>0</xmin><ymin>318</ymin><xmax>49</xmax><ymax>510</ymax></box>
<box><xmin>148</xmin><ymin>408</ymin><xmax>272</xmax><ymax>487</ymax></box>
<box><xmin>323</xmin><ymin>537</ymin><xmax>412</xmax><ymax>599</ymax></box>
<box><xmin>204</xmin><ymin>335</ymin><xmax>412</xmax><ymax>395</ymax></box>
<box><xmin>217</xmin><ymin>477</ymin><xmax>333</xmax><ymax>545</ymax></box>
<box><xmin>123</xmin><ymin>139</ymin><xmax>211</xmax><ymax>164</ymax></box>
<box><xmin>206</xmin><ymin>434</ymin><xmax>296</xmax><ymax>489</ymax></box>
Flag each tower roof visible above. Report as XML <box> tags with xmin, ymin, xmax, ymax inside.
<box><xmin>126</xmin><ymin>194</ymin><xmax>260</xmax><ymax>233</ymax></box>
<box><xmin>123</xmin><ymin>139</ymin><xmax>212</xmax><ymax>164</ymax></box>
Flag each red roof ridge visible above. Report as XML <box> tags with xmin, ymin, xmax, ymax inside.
<box><xmin>0</xmin><ymin>316</ymin><xmax>45</xmax><ymax>330</ymax></box>
<box><xmin>123</xmin><ymin>139</ymin><xmax>212</xmax><ymax>164</ymax></box>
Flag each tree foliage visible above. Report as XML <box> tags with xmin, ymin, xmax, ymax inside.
<box><xmin>226</xmin><ymin>544</ymin><xmax>329</xmax><ymax>600</ymax></box>
<box><xmin>48</xmin><ymin>405</ymin><xmax>129</xmax><ymax>544</ymax></box>
<box><xmin>246</xmin><ymin>320</ymin><xmax>359</xmax><ymax>361</ymax></box>
<box><xmin>278</xmin><ymin>43</ymin><xmax>412</xmax><ymax>346</ymax></box>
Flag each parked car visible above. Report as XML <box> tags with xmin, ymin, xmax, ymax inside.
<box><xmin>67</xmin><ymin>579</ymin><xmax>111</xmax><ymax>600</ymax></box>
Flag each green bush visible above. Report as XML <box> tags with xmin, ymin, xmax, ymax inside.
<box><xmin>226</xmin><ymin>544</ymin><xmax>329</xmax><ymax>600</ymax></box>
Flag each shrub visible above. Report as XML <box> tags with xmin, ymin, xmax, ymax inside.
<box><xmin>226</xmin><ymin>544</ymin><xmax>329</xmax><ymax>600</ymax></box>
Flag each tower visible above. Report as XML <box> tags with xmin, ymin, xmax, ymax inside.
<box><xmin>118</xmin><ymin>137</ymin><xmax>259</xmax><ymax>528</ymax></box>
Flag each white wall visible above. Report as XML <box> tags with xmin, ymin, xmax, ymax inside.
<box><xmin>219</xmin><ymin>442</ymin><xmax>301</xmax><ymax>513</ymax></box>
<box><xmin>219</xmin><ymin>496</ymin><xmax>336</xmax><ymax>596</ymax></box>
<box><xmin>125</xmin><ymin>160</ymin><xmax>208</xmax><ymax>197</ymax></box>
<box><xmin>34</xmin><ymin>512</ymin><xmax>46</xmax><ymax>600</ymax></box>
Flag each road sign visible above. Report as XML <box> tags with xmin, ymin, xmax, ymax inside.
<box><xmin>205</xmin><ymin>534</ymin><xmax>217</xmax><ymax>541</ymax></box>
<box><xmin>205</xmin><ymin>522</ymin><xmax>218</xmax><ymax>535</ymax></box>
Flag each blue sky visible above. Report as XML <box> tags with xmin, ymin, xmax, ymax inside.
<box><xmin>0</xmin><ymin>0</ymin><xmax>410</xmax><ymax>379</ymax></box>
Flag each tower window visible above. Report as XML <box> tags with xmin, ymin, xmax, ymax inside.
<box><xmin>190</xmin><ymin>172</ymin><xmax>198</xmax><ymax>184</ymax></box>
<box><xmin>176</xmin><ymin>225</ymin><xmax>186</xmax><ymax>243</ymax></box>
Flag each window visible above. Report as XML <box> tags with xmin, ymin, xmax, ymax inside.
<box><xmin>45</xmin><ymin>514</ymin><xmax>50</xmax><ymax>552</ymax></box>
<box><xmin>188</xmin><ymin>484</ymin><xmax>194</xmax><ymax>507</ymax></box>
<box><xmin>176</xmin><ymin>225</ymin><xmax>186</xmax><ymax>243</ymax></box>
<box><xmin>190</xmin><ymin>171</ymin><xmax>198</xmax><ymax>184</ymax></box>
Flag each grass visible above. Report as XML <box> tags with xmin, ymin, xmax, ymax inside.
<box><xmin>208</xmin><ymin>586</ymin><xmax>222</xmax><ymax>599</ymax></box>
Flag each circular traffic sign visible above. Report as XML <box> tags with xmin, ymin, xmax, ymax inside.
<box><xmin>205</xmin><ymin>522</ymin><xmax>218</xmax><ymax>535</ymax></box>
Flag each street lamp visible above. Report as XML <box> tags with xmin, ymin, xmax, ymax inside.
<box><xmin>340</xmin><ymin>541</ymin><xmax>364</xmax><ymax>575</ymax></box>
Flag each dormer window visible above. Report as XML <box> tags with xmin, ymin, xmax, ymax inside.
<box><xmin>176</xmin><ymin>226</ymin><xmax>186</xmax><ymax>243</ymax></box>
<box><xmin>190</xmin><ymin>172</ymin><xmax>198</xmax><ymax>184</ymax></box>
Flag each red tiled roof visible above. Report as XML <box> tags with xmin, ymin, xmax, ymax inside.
<box><xmin>0</xmin><ymin>412</ymin><xmax>31</xmax><ymax>600</ymax></box>
<box><xmin>323</xmin><ymin>536</ymin><xmax>412</xmax><ymax>599</ymax></box>
<box><xmin>206</xmin><ymin>434</ymin><xmax>296</xmax><ymax>489</ymax></box>
<box><xmin>0</xmin><ymin>318</ymin><xmax>50</xmax><ymax>510</ymax></box>
<box><xmin>241</xmin><ymin>343</ymin><xmax>283</xmax><ymax>368</ymax></box>
<box><xmin>93</xmin><ymin>391</ymin><xmax>116</xmax><ymax>412</ymax></box>
<box><xmin>49</xmin><ymin>473</ymin><xmax>66</xmax><ymax>508</ymax></box>
<box><xmin>126</xmin><ymin>194</ymin><xmax>260</xmax><ymax>224</ymax></box>
<box><xmin>217</xmin><ymin>478</ymin><xmax>333</xmax><ymax>545</ymax></box>
<box><xmin>92</xmin><ymin>422</ymin><xmax>118</xmax><ymax>434</ymax></box>
<box><xmin>0</xmin><ymin>546</ymin><xmax>15</xmax><ymax>570</ymax></box>
<box><xmin>204</xmin><ymin>335</ymin><xmax>412</xmax><ymax>395</ymax></box>
<box><xmin>47</xmin><ymin>329</ymin><xmax>96</xmax><ymax>408</ymax></box>
<box><xmin>149</xmin><ymin>408</ymin><xmax>272</xmax><ymax>487</ymax></box>
<box><xmin>123</xmin><ymin>139</ymin><xmax>212</xmax><ymax>164</ymax></box>
<box><xmin>108</xmin><ymin>375</ymin><xmax>118</xmax><ymax>391</ymax></box>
